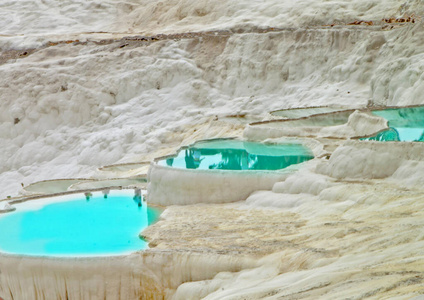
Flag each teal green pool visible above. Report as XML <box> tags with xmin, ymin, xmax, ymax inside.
<box><xmin>158</xmin><ymin>140</ymin><xmax>314</xmax><ymax>171</ymax></box>
<box><xmin>0</xmin><ymin>191</ymin><xmax>161</xmax><ymax>257</ymax></box>
<box><xmin>362</xmin><ymin>106</ymin><xmax>424</xmax><ymax>142</ymax></box>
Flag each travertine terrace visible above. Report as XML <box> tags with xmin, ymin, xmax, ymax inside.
<box><xmin>1</xmin><ymin>0</ymin><xmax>424</xmax><ymax>299</ymax></box>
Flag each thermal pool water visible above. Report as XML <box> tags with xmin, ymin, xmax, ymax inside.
<box><xmin>157</xmin><ymin>139</ymin><xmax>314</xmax><ymax>171</ymax></box>
<box><xmin>0</xmin><ymin>191</ymin><xmax>160</xmax><ymax>257</ymax></box>
<box><xmin>363</xmin><ymin>106</ymin><xmax>424</xmax><ymax>142</ymax></box>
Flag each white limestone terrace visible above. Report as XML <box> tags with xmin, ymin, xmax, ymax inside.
<box><xmin>0</xmin><ymin>0</ymin><xmax>415</xmax><ymax>49</ymax></box>
<box><xmin>0</xmin><ymin>25</ymin><xmax>407</xmax><ymax>199</ymax></box>
<box><xmin>147</xmin><ymin>138</ymin><xmax>322</xmax><ymax>205</ymax></box>
<box><xmin>2</xmin><ymin>0</ymin><xmax>424</xmax><ymax>299</ymax></box>
<box><xmin>269</xmin><ymin>105</ymin><xmax>354</xmax><ymax>119</ymax></box>
<box><xmin>244</xmin><ymin>109</ymin><xmax>389</xmax><ymax>140</ymax></box>
<box><xmin>2</xmin><ymin>22</ymin><xmax>424</xmax><ymax>200</ymax></box>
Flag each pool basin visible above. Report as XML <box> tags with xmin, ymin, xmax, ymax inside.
<box><xmin>148</xmin><ymin>139</ymin><xmax>314</xmax><ymax>205</ymax></box>
<box><xmin>157</xmin><ymin>139</ymin><xmax>313</xmax><ymax>171</ymax></box>
<box><xmin>362</xmin><ymin>106</ymin><xmax>424</xmax><ymax>142</ymax></box>
<box><xmin>0</xmin><ymin>190</ymin><xmax>161</xmax><ymax>257</ymax></box>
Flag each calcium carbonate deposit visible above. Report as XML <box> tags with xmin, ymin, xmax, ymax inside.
<box><xmin>1</xmin><ymin>0</ymin><xmax>424</xmax><ymax>299</ymax></box>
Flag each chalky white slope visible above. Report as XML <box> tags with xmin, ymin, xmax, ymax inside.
<box><xmin>2</xmin><ymin>0</ymin><xmax>424</xmax><ymax>198</ymax></box>
<box><xmin>1</xmin><ymin>0</ymin><xmax>424</xmax><ymax>299</ymax></box>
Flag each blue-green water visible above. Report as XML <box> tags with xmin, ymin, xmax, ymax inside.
<box><xmin>0</xmin><ymin>192</ymin><xmax>161</xmax><ymax>257</ymax></box>
<box><xmin>158</xmin><ymin>140</ymin><xmax>314</xmax><ymax>171</ymax></box>
<box><xmin>362</xmin><ymin>106</ymin><xmax>424</xmax><ymax>142</ymax></box>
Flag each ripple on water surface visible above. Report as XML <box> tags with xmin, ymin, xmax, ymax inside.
<box><xmin>0</xmin><ymin>191</ymin><xmax>161</xmax><ymax>257</ymax></box>
<box><xmin>158</xmin><ymin>140</ymin><xmax>314</xmax><ymax>171</ymax></box>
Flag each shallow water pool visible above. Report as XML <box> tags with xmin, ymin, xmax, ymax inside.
<box><xmin>158</xmin><ymin>140</ymin><xmax>314</xmax><ymax>171</ymax></box>
<box><xmin>0</xmin><ymin>191</ymin><xmax>160</xmax><ymax>257</ymax></box>
<box><xmin>362</xmin><ymin>106</ymin><xmax>424</xmax><ymax>142</ymax></box>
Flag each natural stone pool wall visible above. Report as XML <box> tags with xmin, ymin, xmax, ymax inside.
<box><xmin>317</xmin><ymin>140</ymin><xmax>424</xmax><ymax>179</ymax></box>
<box><xmin>270</xmin><ymin>106</ymin><xmax>353</xmax><ymax>119</ymax></box>
<box><xmin>147</xmin><ymin>163</ymin><xmax>291</xmax><ymax>205</ymax></box>
<box><xmin>0</xmin><ymin>251</ymin><xmax>255</xmax><ymax>300</ymax></box>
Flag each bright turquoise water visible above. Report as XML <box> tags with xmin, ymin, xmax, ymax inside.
<box><xmin>362</xmin><ymin>106</ymin><xmax>424</xmax><ymax>142</ymax></box>
<box><xmin>0</xmin><ymin>192</ymin><xmax>161</xmax><ymax>257</ymax></box>
<box><xmin>158</xmin><ymin>140</ymin><xmax>314</xmax><ymax>171</ymax></box>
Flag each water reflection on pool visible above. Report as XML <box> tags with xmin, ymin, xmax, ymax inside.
<box><xmin>158</xmin><ymin>140</ymin><xmax>314</xmax><ymax>171</ymax></box>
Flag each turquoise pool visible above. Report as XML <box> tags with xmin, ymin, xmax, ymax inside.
<box><xmin>158</xmin><ymin>140</ymin><xmax>314</xmax><ymax>171</ymax></box>
<box><xmin>362</xmin><ymin>106</ymin><xmax>424</xmax><ymax>142</ymax></box>
<box><xmin>0</xmin><ymin>191</ymin><xmax>160</xmax><ymax>257</ymax></box>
